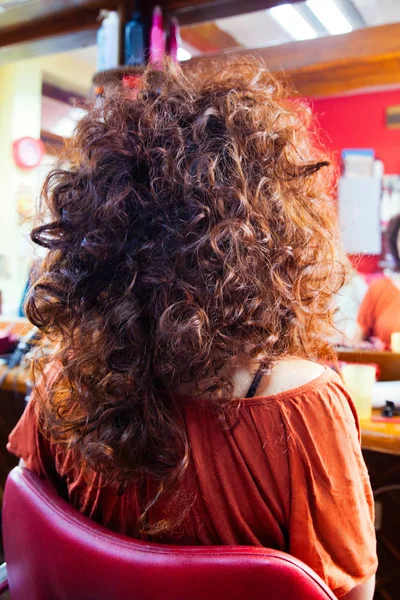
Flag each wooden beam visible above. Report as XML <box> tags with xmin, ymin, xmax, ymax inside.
<box><xmin>0</xmin><ymin>0</ymin><xmax>116</xmax><ymax>31</ymax></box>
<box><xmin>256</xmin><ymin>22</ymin><xmax>400</xmax><ymax>72</ymax></box>
<box><xmin>187</xmin><ymin>22</ymin><xmax>400</xmax><ymax>97</ymax></box>
<box><xmin>189</xmin><ymin>21</ymin><xmax>400</xmax><ymax>72</ymax></box>
<box><xmin>42</xmin><ymin>82</ymin><xmax>86</xmax><ymax>105</ymax></box>
<box><xmin>0</xmin><ymin>0</ymin><xmax>118</xmax><ymax>61</ymax></box>
<box><xmin>181</xmin><ymin>22</ymin><xmax>240</xmax><ymax>53</ymax></box>
<box><xmin>0</xmin><ymin>28</ymin><xmax>98</xmax><ymax>65</ymax></box>
<box><xmin>0</xmin><ymin>10</ymin><xmax>100</xmax><ymax>49</ymax></box>
<box><xmin>287</xmin><ymin>54</ymin><xmax>400</xmax><ymax>98</ymax></box>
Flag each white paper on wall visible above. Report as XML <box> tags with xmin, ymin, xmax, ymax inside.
<box><xmin>338</xmin><ymin>176</ymin><xmax>382</xmax><ymax>255</ymax></box>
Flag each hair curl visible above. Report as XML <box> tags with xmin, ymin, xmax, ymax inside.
<box><xmin>27</xmin><ymin>58</ymin><xmax>346</xmax><ymax>532</ymax></box>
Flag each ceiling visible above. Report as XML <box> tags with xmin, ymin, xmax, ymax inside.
<box><xmin>352</xmin><ymin>0</ymin><xmax>400</xmax><ymax>25</ymax></box>
<box><xmin>179</xmin><ymin>0</ymin><xmax>400</xmax><ymax>58</ymax></box>
<box><xmin>65</xmin><ymin>0</ymin><xmax>400</xmax><ymax>67</ymax></box>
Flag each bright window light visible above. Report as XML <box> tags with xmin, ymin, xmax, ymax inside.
<box><xmin>306</xmin><ymin>0</ymin><xmax>353</xmax><ymax>35</ymax></box>
<box><xmin>269</xmin><ymin>4</ymin><xmax>317</xmax><ymax>41</ymax></box>
<box><xmin>68</xmin><ymin>107</ymin><xmax>87</xmax><ymax>122</ymax></box>
<box><xmin>177</xmin><ymin>47</ymin><xmax>192</xmax><ymax>62</ymax></box>
<box><xmin>52</xmin><ymin>108</ymin><xmax>87</xmax><ymax>138</ymax></box>
<box><xmin>52</xmin><ymin>117</ymin><xmax>77</xmax><ymax>138</ymax></box>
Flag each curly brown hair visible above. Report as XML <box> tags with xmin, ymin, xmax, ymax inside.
<box><xmin>27</xmin><ymin>59</ymin><xmax>346</xmax><ymax>532</ymax></box>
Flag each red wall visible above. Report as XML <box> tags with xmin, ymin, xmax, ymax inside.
<box><xmin>312</xmin><ymin>89</ymin><xmax>400</xmax><ymax>173</ymax></box>
<box><xmin>312</xmin><ymin>89</ymin><xmax>400</xmax><ymax>273</ymax></box>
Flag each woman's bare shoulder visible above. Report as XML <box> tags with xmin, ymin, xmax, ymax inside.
<box><xmin>256</xmin><ymin>358</ymin><xmax>326</xmax><ymax>397</ymax></box>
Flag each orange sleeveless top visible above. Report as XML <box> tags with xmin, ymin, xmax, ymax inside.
<box><xmin>8</xmin><ymin>368</ymin><xmax>377</xmax><ymax>598</ymax></box>
<box><xmin>358</xmin><ymin>276</ymin><xmax>400</xmax><ymax>347</ymax></box>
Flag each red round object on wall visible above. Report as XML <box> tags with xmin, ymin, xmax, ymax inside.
<box><xmin>12</xmin><ymin>137</ymin><xmax>45</xmax><ymax>169</ymax></box>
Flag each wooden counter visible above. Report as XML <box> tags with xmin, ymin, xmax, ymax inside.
<box><xmin>361</xmin><ymin>412</ymin><xmax>400</xmax><ymax>455</ymax></box>
<box><xmin>337</xmin><ymin>348</ymin><xmax>400</xmax><ymax>382</ymax></box>
<box><xmin>0</xmin><ymin>317</ymin><xmax>32</xmax><ymax>396</ymax></box>
<box><xmin>0</xmin><ymin>364</ymin><xmax>30</xmax><ymax>396</ymax></box>
<box><xmin>0</xmin><ymin>316</ymin><xmax>32</xmax><ymax>395</ymax></box>
<box><xmin>336</xmin><ymin>348</ymin><xmax>400</xmax><ymax>453</ymax></box>
<box><xmin>0</xmin><ymin>317</ymin><xmax>31</xmax><ymax>337</ymax></box>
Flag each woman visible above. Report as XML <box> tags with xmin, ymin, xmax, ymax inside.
<box><xmin>8</xmin><ymin>61</ymin><xmax>376</xmax><ymax>599</ymax></box>
<box><xmin>358</xmin><ymin>213</ymin><xmax>400</xmax><ymax>348</ymax></box>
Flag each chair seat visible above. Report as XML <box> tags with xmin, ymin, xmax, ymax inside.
<box><xmin>2</xmin><ymin>467</ymin><xmax>336</xmax><ymax>600</ymax></box>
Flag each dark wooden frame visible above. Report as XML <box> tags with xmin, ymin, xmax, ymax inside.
<box><xmin>42</xmin><ymin>81</ymin><xmax>86</xmax><ymax>106</ymax></box>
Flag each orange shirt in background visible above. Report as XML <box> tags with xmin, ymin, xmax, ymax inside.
<box><xmin>358</xmin><ymin>276</ymin><xmax>400</xmax><ymax>348</ymax></box>
<box><xmin>8</xmin><ymin>368</ymin><xmax>377</xmax><ymax>598</ymax></box>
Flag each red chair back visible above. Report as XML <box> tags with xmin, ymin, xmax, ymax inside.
<box><xmin>3</xmin><ymin>467</ymin><xmax>336</xmax><ymax>600</ymax></box>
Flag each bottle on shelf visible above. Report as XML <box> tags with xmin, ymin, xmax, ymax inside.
<box><xmin>96</xmin><ymin>11</ymin><xmax>120</xmax><ymax>71</ymax></box>
<box><xmin>150</xmin><ymin>5</ymin><xmax>165</xmax><ymax>68</ymax></box>
<box><xmin>167</xmin><ymin>17</ymin><xmax>180</xmax><ymax>62</ymax></box>
<box><xmin>124</xmin><ymin>11</ymin><xmax>145</xmax><ymax>66</ymax></box>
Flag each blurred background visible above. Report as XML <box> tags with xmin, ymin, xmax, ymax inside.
<box><xmin>1</xmin><ymin>3</ymin><xmax>400</xmax><ymax>598</ymax></box>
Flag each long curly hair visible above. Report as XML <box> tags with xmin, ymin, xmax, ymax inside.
<box><xmin>27</xmin><ymin>58</ymin><xmax>346</xmax><ymax>532</ymax></box>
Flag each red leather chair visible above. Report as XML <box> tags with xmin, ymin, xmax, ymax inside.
<box><xmin>2</xmin><ymin>467</ymin><xmax>336</xmax><ymax>600</ymax></box>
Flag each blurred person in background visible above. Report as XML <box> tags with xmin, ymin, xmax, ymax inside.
<box><xmin>8</xmin><ymin>60</ymin><xmax>376</xmax><ymax>600</ymax></box>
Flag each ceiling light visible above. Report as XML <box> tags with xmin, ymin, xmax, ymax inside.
<box><xmin>177</xmin><ymin>47</ymin><xmax>192</xmax><ymax>62</ymax></box>
<box><xmin>306</xmin><ymin>0</ymin><xmax>353</xmax><ymax>35</ymax></box>
<box><xmin>269</xmin><ymin>4</ymin><xmax>317</xmax><ymax>41</ymax></box>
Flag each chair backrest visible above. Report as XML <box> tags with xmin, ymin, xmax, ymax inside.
<box><xmin>3</xmin><ymin>467</ymin><xmax>336</xmax><ymax>600</ymax></box>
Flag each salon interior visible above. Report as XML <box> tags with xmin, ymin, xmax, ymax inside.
<box><xmin>0</xmin><ymin>1</ymin><xmax>400</xmax><ymax>599</ymax></box>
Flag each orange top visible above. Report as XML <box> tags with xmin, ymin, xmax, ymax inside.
<box><xmin>358</xmin><ymin>276</ymin><xmax>400</xmax><ymax>348</ymax></box>
<box><xmin>8</xmin><ymin>368</ymin><xmax>377</xmax><ymax>598</ymax></box>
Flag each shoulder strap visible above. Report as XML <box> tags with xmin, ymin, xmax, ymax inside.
<box><xmin>245</xmin><ymin>366</ymin><xmax>265</xmax><ymax>399</ymax></box>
